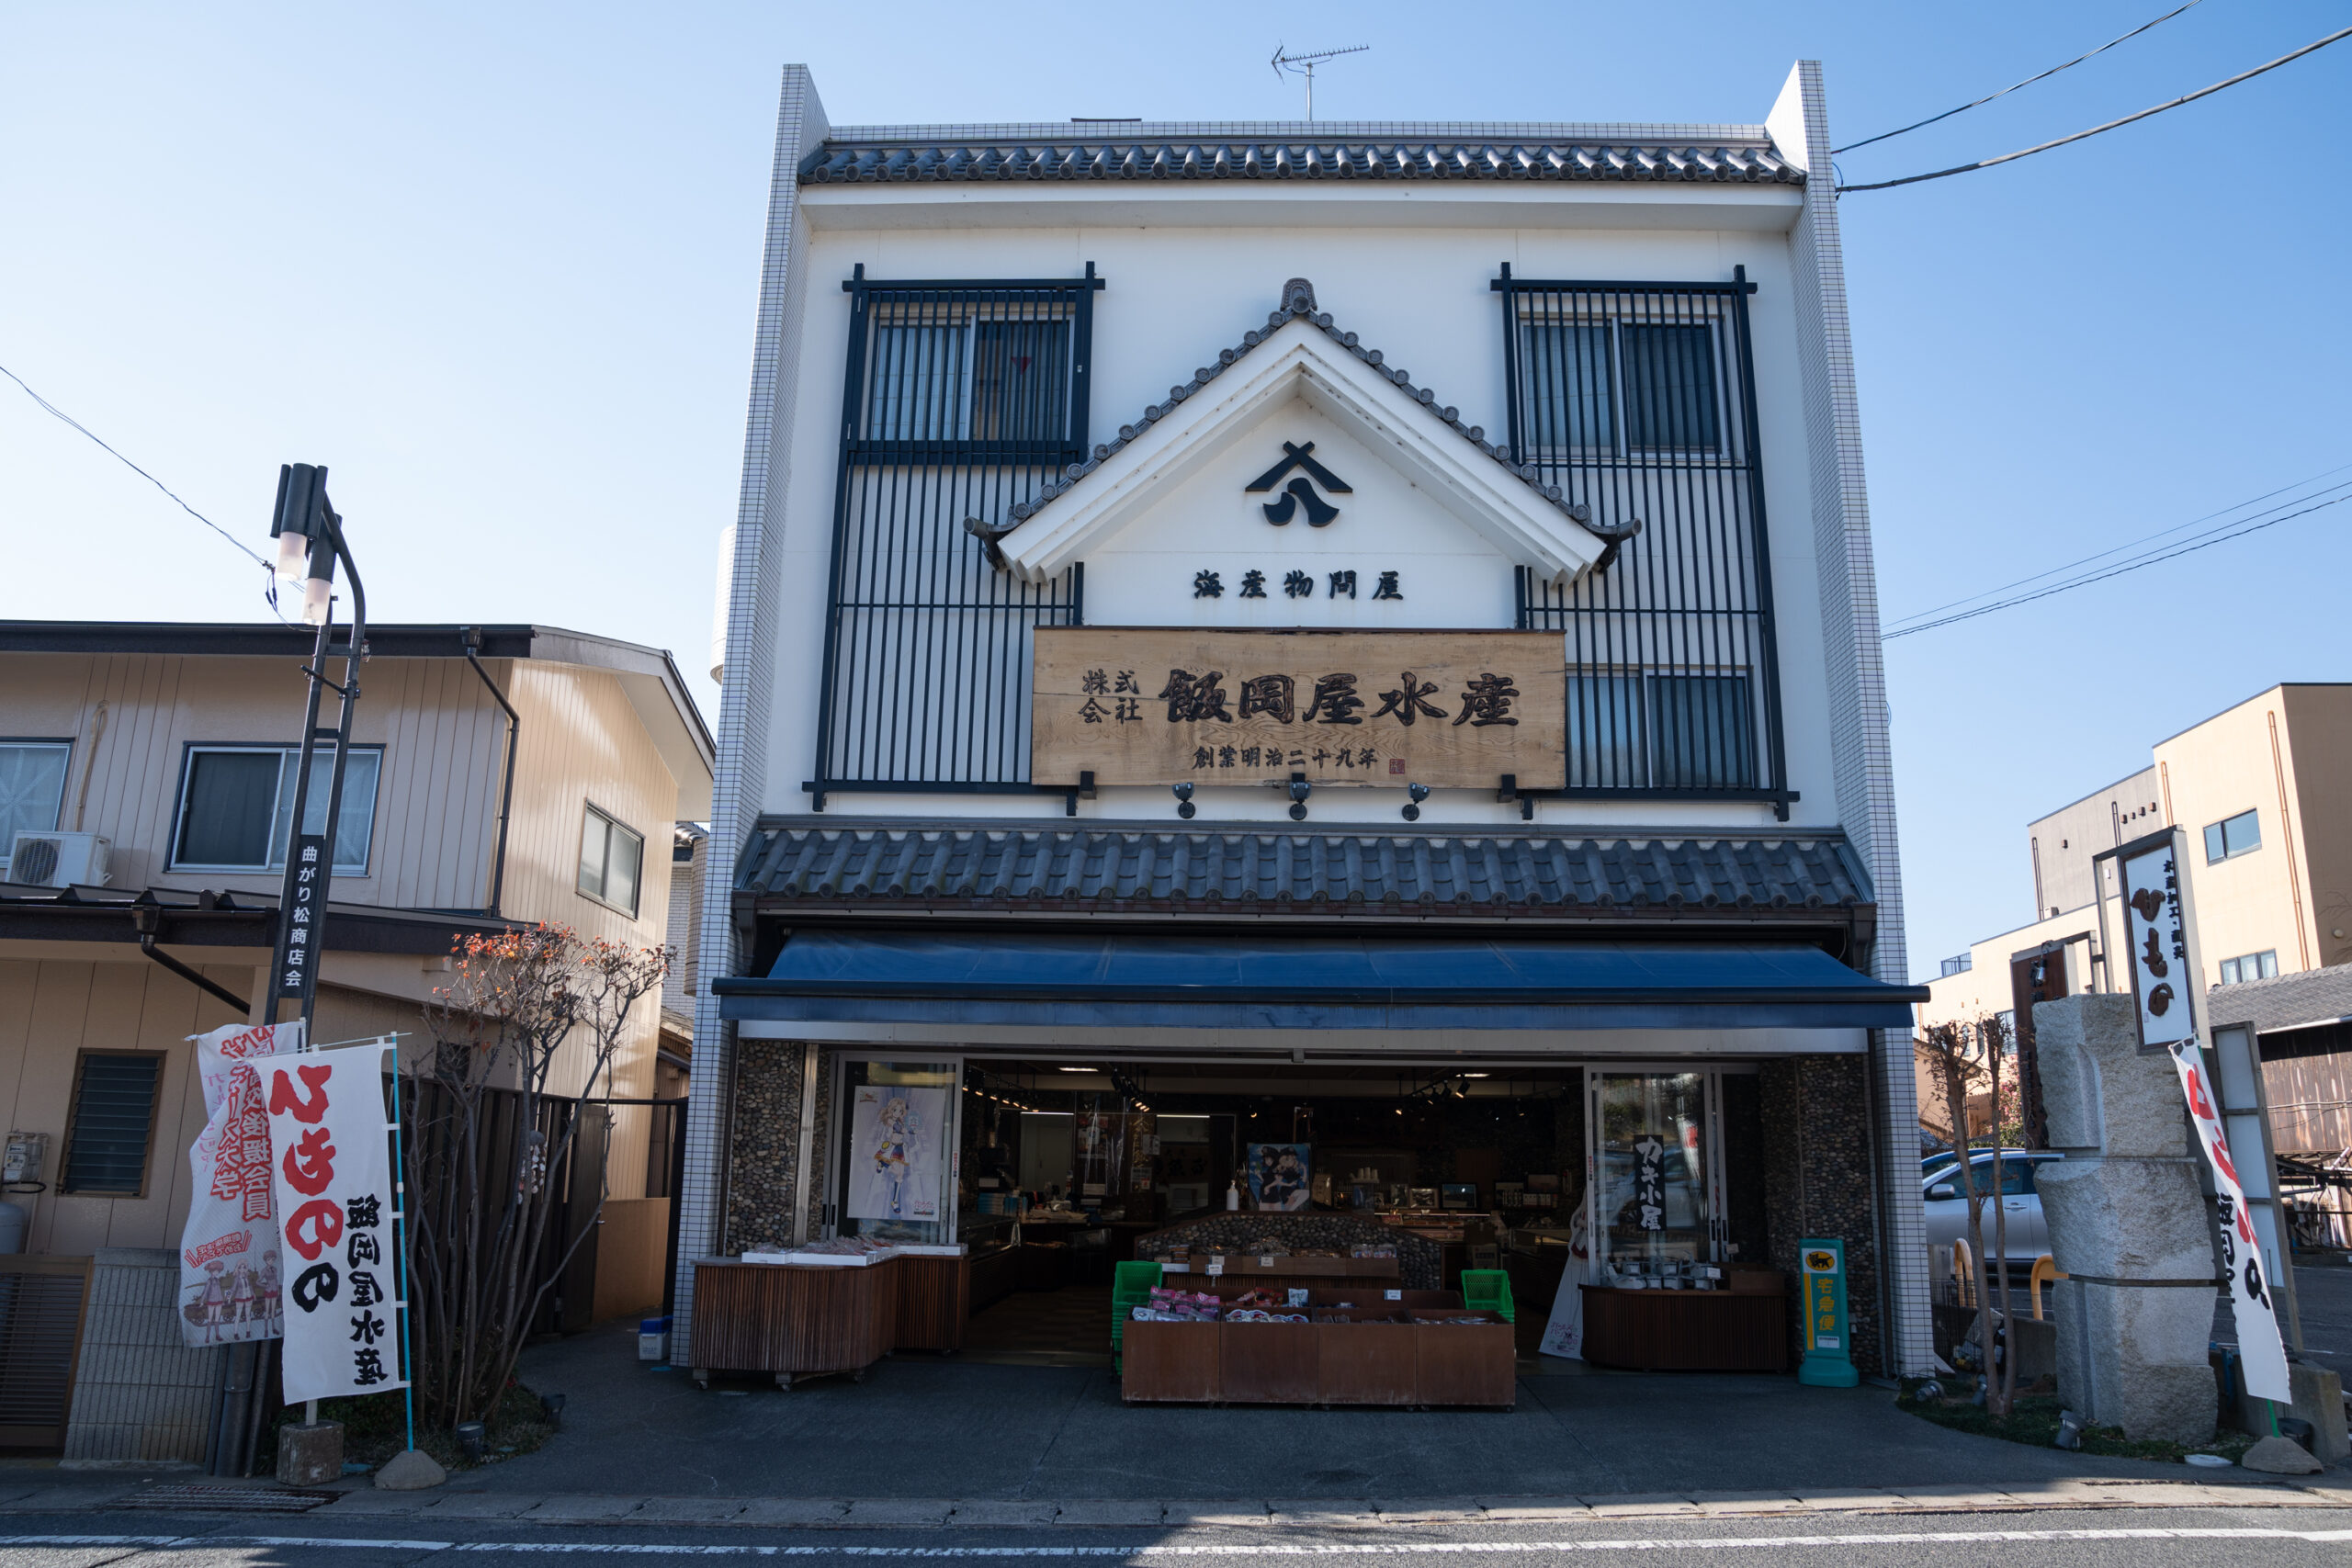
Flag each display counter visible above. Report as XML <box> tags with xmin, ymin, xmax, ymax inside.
<box><xmin>690</xmin><ymin>1258</ymin><xmax>899</xmax><ymax>1388</ymax></box>
<box><xmin>1123</xmin><ymin>1308</ymin><xmax>1513</xmax><ymax>1407</ymax></box>
<box><xmin>1577</xmin><ymin>1280</ymin><xmax>1788</xmax><ymax>1372</ymax></box>
<box><xmin>690</xmin><ymin>1247</ymin><xmax>976</xmax><ymax>1384</ymax></box>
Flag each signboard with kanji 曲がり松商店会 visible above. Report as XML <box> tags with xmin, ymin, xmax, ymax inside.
<box><xmin>1031</xmin><ymin>628</ymin><xmax>1565</xmax><ymax>788</ymax></box>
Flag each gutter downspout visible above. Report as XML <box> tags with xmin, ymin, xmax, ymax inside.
<box><xmin>461</xmin><ymin>629</ymin><xmax>521</xmax><ymax>917</ymax></box>
<box><xmin>131</xmin><ymin>907</ymin><xmax>250</xmax><ymax>1014</ymax></box>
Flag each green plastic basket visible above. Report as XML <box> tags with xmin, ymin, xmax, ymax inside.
<box><xmin>1461</xmin><ymin>1269</ymin><xmax>1515</xmax><ymax>1324</ymax></box>
<box><xmin>1111</xmin><ymin>1260</ymin><xmax>1164</xmax><ymax>1369</ymax></box>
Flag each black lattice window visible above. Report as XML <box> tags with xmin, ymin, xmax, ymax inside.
<box><xmin>1498</xmin><ymin>266</ymin><xmax>1790</xmax><ymax>816</ymax></box>
<box><xmin>809</xmin><ymin>268</ymin><xmax>1102</xmax><ymax>807</ymax></box>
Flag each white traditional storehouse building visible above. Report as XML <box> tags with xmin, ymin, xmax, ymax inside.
<box><xmin>680</xmin><ymin>62</ymin><xmax>1931</xmax><ymax>1384</ymax></box>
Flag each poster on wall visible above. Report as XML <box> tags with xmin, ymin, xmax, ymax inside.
<box><xmin>847</xmin><ymin>1085</ymin><xmax>945</xmax><ymax>1222</ymax></box>
<box><xmin>178</xmin><ymin>1020</ymin><xmax>306</xmax><ymax>1348</ymax></box>
<box><xmin>1246</xmin><ymin>1143</ymin><xmax>1311</xmax><ymax>1210</ymax></box>
<box><xmin>263</xmin><ymin>1048</ymin><xmax>407</xmax><ymax>1404</ymax></box>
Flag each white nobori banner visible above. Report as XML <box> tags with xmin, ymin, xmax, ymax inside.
<box><xmin>178</xmin><ymin>1020</ymin><xmax>306</xmax><ymax>1348</ymax></box>
<box><xmin>263</xmin><ymin>1050</ymin><xmax>407</xmax><ymax>1403</ymax></box>
<box><xmin>2170</xmin><ymin>1039</ymin><xmax>2292</xmax><ymax>1402</ymax></box>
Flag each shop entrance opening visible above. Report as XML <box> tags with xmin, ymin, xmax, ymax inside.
<box><xmin>813</xmin><ymin>1054</ymin><xmax>1770</xmax><ymax>1373</ymax></box>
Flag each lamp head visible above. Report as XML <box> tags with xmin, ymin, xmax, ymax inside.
<box><xmin>1287</xmin><ymin>776</ymin><xmax>1310</xmax><ymax>820</ymax></box>
<box><xmin>1171</xmin><ymin>782</ymin><xmax>1195</xmax><ymax>819</ymax></box>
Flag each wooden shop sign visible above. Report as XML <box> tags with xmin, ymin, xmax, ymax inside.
<box><xmin>1031</xmin><ymin>627</ymin><xmax>1565</xmax><ymax>788</ymax></box>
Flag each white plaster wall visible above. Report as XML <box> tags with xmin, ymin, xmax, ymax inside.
<box><xmin>1081</xmin><ymin>399</ymin><xmax>1518</xmax><ymax>630</ymax></box>
<box><xmin>758</xmin><ymin>199</ymin><xmax>1835</xmax><ymax>832</ymax></box>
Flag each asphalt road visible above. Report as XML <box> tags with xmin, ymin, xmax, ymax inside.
<box><xmin>0</xmin><ymin>1507</ymin><xmax>2344</xmax><ymax>1568</ymax></box>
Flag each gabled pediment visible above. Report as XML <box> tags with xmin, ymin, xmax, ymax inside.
<box><xmin>967</xmin><ymin>280</ymin><xmax>1631</xmax><ymax>586</ymax></box>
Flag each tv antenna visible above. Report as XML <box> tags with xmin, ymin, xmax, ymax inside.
<box><xmin>1271</xmin><ymin>42</ymin><xmax>1369</xmax><ymax>121</ymax></box>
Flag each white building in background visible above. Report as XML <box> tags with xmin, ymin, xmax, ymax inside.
<box><xmin>677</xmin><ymin>62</ymin><xmax>1931</xmax><ymax>1380</ymax></box>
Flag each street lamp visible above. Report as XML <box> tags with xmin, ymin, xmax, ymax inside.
<box><xmin>270</xmin><ymin>464</ymin><xmax>344</xmax><ymax>626</ymax></box>
<box><xmin>263</xmin><ymin>463</ymin><xmax>366</xmax><ymax>1029</ymax></box>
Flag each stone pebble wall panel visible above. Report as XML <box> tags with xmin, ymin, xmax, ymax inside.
<box><xmin>723</xmin><ymin>1040</ymin><xmax>805</xmax><ymax>1254</ymax></box>
<box><xmin>62</xmin><ymin>1248</ymin><xmax>223</xmax><ymax>1468</ymax></box>
<box><xmin>1760</xmin><ymin>1055</ymin><xmax>1884</xmax><ymax>1378</ymax></box>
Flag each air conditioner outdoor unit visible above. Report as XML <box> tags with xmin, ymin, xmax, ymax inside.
<box><xmin>6</xmin><ymin>832</ymin><xmax>110</xmax><ymax>888</ymax></box>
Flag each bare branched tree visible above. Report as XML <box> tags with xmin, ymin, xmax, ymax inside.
<box><xmin>410</xmin><ymin>926</ymin><xmax>667</xmax><ymax>1431</ymax></box>
<box><xmin>1916</xmin><ymin>1014</ymin><xmax>2021</xmax><ymax>1416</ymax></box>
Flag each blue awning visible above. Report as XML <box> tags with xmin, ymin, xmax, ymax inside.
<box><xmin>715</xmin><ymin>931</ymin><xmax>1927</xmax><ymax>1032</ymax></box>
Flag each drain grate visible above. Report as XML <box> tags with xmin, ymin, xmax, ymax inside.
<box><xmin>121</xmin><ymin>1484</ymin><xmax>340</xmax><ymax>1514</ymax></box>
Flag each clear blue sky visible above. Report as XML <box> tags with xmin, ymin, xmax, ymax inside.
<box><xmin>5</xmin><ymin>2</ymin><xmax>2346</xmax><ymax>977</ymax></box>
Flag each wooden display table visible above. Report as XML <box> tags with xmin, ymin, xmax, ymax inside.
<box><xmin>1578</xmin><ymin>1285</ymin><xmax>1787</xmax><ymax>1372</ymax></box>
<box><xmin>893</xmin><ymin>1253</ymin><xmax>969</xmax><ymax>1353</ymax></box>
<box><xmin>691</xmin><ymin>1258</ymin><xmax>899</xmax><ymax>1388</ymax></box>
<box><xmin>1122</xmin><ymin>1311</ymin><xmax>1513</xmax><ymax>1407</ymax></box>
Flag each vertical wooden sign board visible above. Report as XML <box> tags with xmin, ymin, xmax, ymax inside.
<box><xmin>1795</xmin><ymin>1237</ymin><xmax>1858</xmax><ymax>1388</ymax></box>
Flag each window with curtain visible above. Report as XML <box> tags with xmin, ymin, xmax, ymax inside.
<box><xmin>867</xmin><ymin>316</ymin><xmax>1072</xmax><ymax>446</ymax></box>
<box><xmin>1566</xmin><ymin>674</ymin><xmax>1646</xmax><ymax>789</ymax></box>
<box><xmin>969</xmin><ymin>319</ymin><xmax>1069</xmax><ymax>442</ymax></box>
<box><xmin>867</xmin><ymin>323</ymin><xmax>970</xmax><ymax>443</ymax></box>
<box><xmin>1520</xmin><ymin>321</ymin><xmax>1615</xmax><ymax>453</ymax></box>
<box><xmin>1517</xmin><ymin>320</ymin><xmax>1723</xmax><ymax>456</ymax></box>
<box><xmin>577</xmin><ymin>803</ymin><xmax>645</xmax><ymax>919</ymax></box>
<box><xmin>170</xmin><ymin>746</ymin><xmax>379</xmax><ymax>874</ymax></box>
<box><xmin>1621</xmin><ymin>324</ymin><xmax>1722</xmax><ymax>451</ymax></box>
<box><xmin>1649</xmin><ymin>675</ymin><xmax>1757</xmax><ymax>790</ymax></box>
<box><xmin>1566</xmin><ymin>673</ymin><xmax>1756</xmax><ymax>789</ymax></box>
<box><xmin>0</xmin><ymin>741</ymin><xmax>72</xmax><ymax>875</ymax></box>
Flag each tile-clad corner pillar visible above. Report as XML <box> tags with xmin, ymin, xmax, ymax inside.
<box><xmin>1759</xmin><ymin>1056</ymin><xmax>1888</xmax><ymax>1378</ymax></box>
<box><xmin>672</xmin><ymin>63</ymin><xmax>831</xmax><ymax>1371</ymax></box>
<box><xmin>1767</xmin><ymin>58</ymin><xmax>1930</xmax><ymax>1377</ymax></box>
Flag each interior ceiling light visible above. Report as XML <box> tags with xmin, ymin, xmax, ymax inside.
<box><xmin>1057</xmin><ymin>1066</ymin><xmax>1095</xmax><ymax>1073</ymax></box>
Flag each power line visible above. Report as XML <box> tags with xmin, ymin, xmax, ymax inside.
<box><xmin>1883</xmin><ymin>489</ymin><xmax>2352</xmax><ymax>640</ymax></box>
<box><xmin>0</xmin><ymin>359</ymin><xmax>288</xmax><ymax>617</ymax></box>
<box><xmin>1834</xmin><ymin>0</ymin><xmax>2205</xmax><ymax>155</ymax></box>
<box><xmin>1838</xmin><ymin>23</ymin><xmax>2352</xmax><ymax>194</ymax></box>
<box><xmin>1884</xmin><ymin>460</ymin><xmax>2352</xmax><ymax>630</ymax></box>
<box><xmin>1</xmin><ymin>361</ymin><xmax>269</xmax><ymax>570</ymax></box>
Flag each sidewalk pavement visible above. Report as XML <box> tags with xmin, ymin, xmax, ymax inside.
<box><xmin>454</xmin><ymin>1319</ymin><xmax>2346</xmax><ymax>1503</ymax></box>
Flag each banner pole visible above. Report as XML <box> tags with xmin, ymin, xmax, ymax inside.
<box><xmin>386</xmin><ymin>1044</ymin><xmax>416</xmax><ymax>1457</ymax></box>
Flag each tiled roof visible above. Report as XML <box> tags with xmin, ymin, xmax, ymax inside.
<box><xmin>2211</xmin><ymin>962</ymin><xmax>2352</xmax><ymax>1036</ymax></box>
<box><xmin>966</xmin><ymin>278</ymin><xmax>1639</xmax><ymax>569</ymax></box>
<box><xmin>801</xmin><ymin>139</ymin><xmax>1801</xmax><ymax>187</ymax></box>
<box><xmin>734</xmin><ymin>821</ymin><xmax>1876</xmax><ymax>916</ymax></box>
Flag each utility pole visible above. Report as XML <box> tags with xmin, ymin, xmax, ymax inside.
<box><xmin>261</xmin><ymin>464</ymin><xmax>367</xmax><ymax>1033</ymax></box>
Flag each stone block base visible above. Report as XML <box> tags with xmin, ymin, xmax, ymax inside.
<box><xmin>277</xmin><ymin>1421</ymin><xmax>344</xmax><ymax>1487</ymax></box>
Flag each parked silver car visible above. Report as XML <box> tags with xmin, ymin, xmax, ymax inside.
<box><xmin>1920</xmin><ymin>1150</ymin><xmax>2065</xmax><ymax>1263</ymax></box>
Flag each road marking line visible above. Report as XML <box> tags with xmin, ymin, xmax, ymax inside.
<box><xmin>2</xmin><ymin>1528</ymin><xmax>2351</xmax><ymax>1557</ymax></box>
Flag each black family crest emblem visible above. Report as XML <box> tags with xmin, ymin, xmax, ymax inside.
<box><xmin>1245</xmin><ymin>441</ymin><xmax>1352</xmax><ymax>527</ymax></box>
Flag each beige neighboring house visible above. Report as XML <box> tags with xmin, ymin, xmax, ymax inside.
<box><xmin>0</xmin><ymin>620</ymin><xmax>710</xmax><ymax>1461</ymax></box>
<box><xmin>1919</xmin><ymin>684</ymin><xmax>2352</xmax><ymax>1130</ymax></box>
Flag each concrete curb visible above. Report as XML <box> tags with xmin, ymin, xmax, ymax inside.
<box><xmin>297</xmin><ymin>1479</ymin><xmax>2352</xmax><ymax>1524</ymax></box>
<box><xmin>1</xmin><ymin>1475</ymin><xmax>2346</xmax><ymax>1526</ymax></box>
